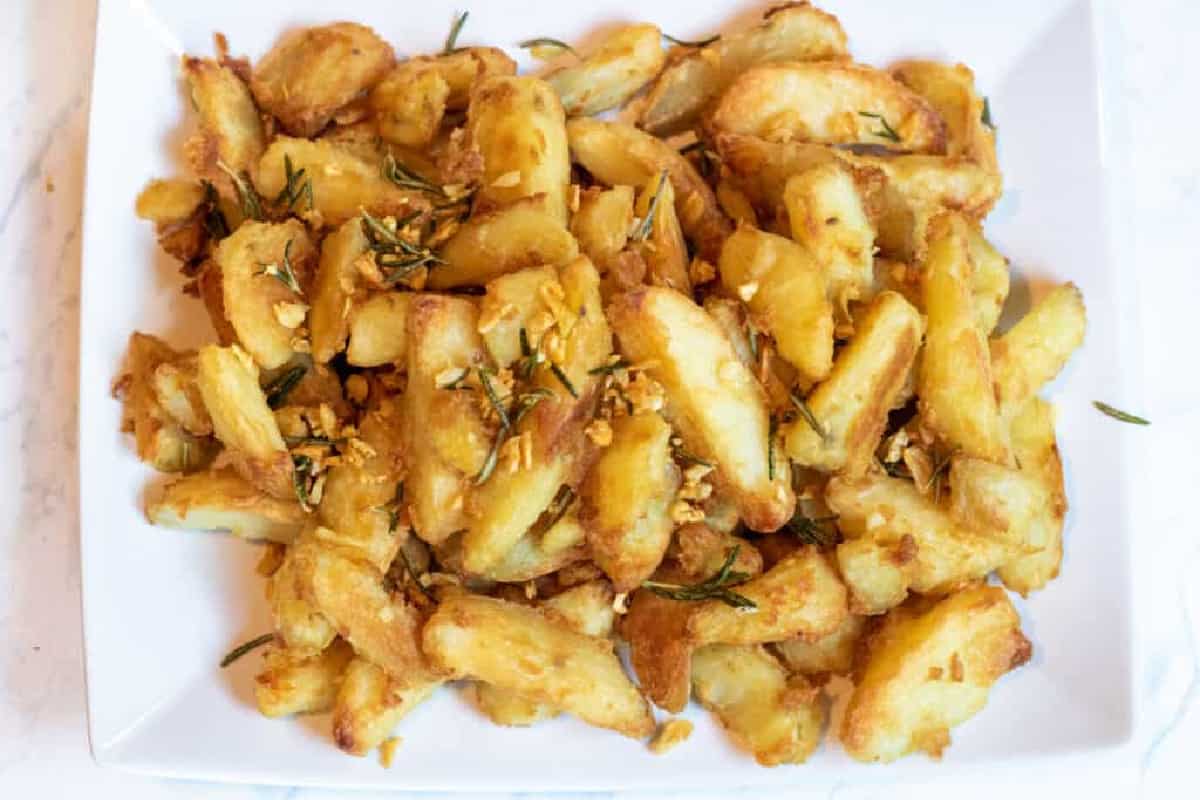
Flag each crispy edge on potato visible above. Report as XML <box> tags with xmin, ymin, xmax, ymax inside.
<box><xmin>310</xmin><ymin>217</ymin><xmax>370</xmax><ymax>363</ymax></box>
<box><xmin>147</xmin><ymin>467</ymin><xmax>305</xmax><ymax>543</ymax></box>
<box><xmin>254</xmin><ymin>638</ymin><xmax>354</xmax><ymax>718</ymax></box>
<box><xmin>346</xmin><ymin>292</ymin><xmax>411</xmax><ymax>368</ymax></box>
<box><xmin>546</xmin><ymin>23</ymin><xmax>666</xmax><ymax>116</ymax></box>
<box><xmin>370</xmin><ymin>62</ymin><xmax>450</xmax><ymax>148</ymax></box>
<box><xmin>422</xmin><ymin>47</ymin><xmax>517</xmax><ymax>110</ymax></box>
<box><xmin>633</xmin><ymin>172</ymin><xmax>691</xmax><ymax>294</ymax></box>
<box><xmin>891</xmin><ymin>59</ymin><xmax>998</xmax><ymax>173</ymax></box>
<box><xmin>332</xmin><ymin>657</ymin><xmax>442</xmax><ymax>756</ymax></box>
<box><xmin>151</xmin><ymin>355</ymin><xmax>212</xmax><ymax>436</ymax></box>
<box><xmin>841</xmin><ymin>585</ymin><xmax>1032</xmax><ymax>762</ymax></box>
<box><xmin>773</xmin><ymin>613</ymin><xmax>866</xmax><ymax>679</ymax></box>
<box><xmin>570</xmin><ymin>185</ymin><xmax>634</xmax><ymax>271</ymax></box>
<box><xmin>182</xmin><ymin>57</ymin><xmax>266</xmax><ymax>195</ymax></box>
<box><xmin>268</xmin><ymin>537</ymin><xmax>336</xmax><ymax>654</ymax></box>
<box><xmin>990</xmin><ymin>283</ymin><xmax>1087</xmax><ymax>418</ymax></box>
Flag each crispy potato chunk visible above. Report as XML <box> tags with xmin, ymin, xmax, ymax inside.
<box><xmin>826</xmin><ymin>475</ymin><xmax>1010</xmax><ymax>614</ymax></box>
<box><xmin>567</xmin><ymin>119</ymin><xmax>731</xmax><ymax>262</ymax></box>
<box><xmin>990</xmin><ymin>283</ymin><xmax>1086</xmax><ymax>418</ymax></box>
<box><xmin>891</xmin><ymin>60</ymin><xmax>998</xmax><ymax>173</ymax></box>
<box><xmin>135</xmin><ymin>178</ymin><xmax>205</xmax><ymax>224</ymax></box>
<box><xmin>310</xmin><ymin>218</ymin><xmax>369</xmax><ymax>364</ymax></box>
<box><xmin>581</xmin><ymin>413</ymin><xmax>679</xmax><ymax>591</ymax></box>
<box><xmin>267</xmin><ymin>539</ymin><xmax>336</xmax><ymax>654</ymax></box>
<box><xmin>429</xmin><ymin>197</ymin><xmax>579</xmax><ymax>289</ymax></box>
<box><xmin>841</xmin><ymin>585</ymin><xmax>1032</xmax><ymax>762</ymax></box>
<box><xmin>468</xmin><ymin>76</ymin><xmax>570</xmax><ymax>224</ymax></box>
<box><xmin>332</xmin><ymin>658</ymin><xmax>441</xmax><ymax>756</ymax></box>
<box><xmin>476</xmin><ymin>266</ymin><xmax>558</xmax><ymax>366</ymax></box>
<box><xmin>254</xmin><ymin>638</ymin><xmax>354</xmax><ymax>718</ymax></box>
<box><xmin>370</xmin><ymin>62</ymin><xmax>449</xmax><ymax>148</ymax></box>
<box><xmin>672</xmin><ymin>523</ymin><xmax>764</xmax><ymax>579</ymax></box>
<box><xmin>147</xmin><ymin>467</ymin><xmax>305</xmax><ymax>543</ymax></box>
<box><xmin>621</xmin><ymin>579</ymin><xmax>696</xmax><ymax>712</ymax></box>
<box><xmin>115</xmin><ymin>333</ymin><xmax>218</xmax><ymax>473</ymax></box>
<box><xmin>783</xmin><ymin>162</ymin><xmax>876</xmax><ymax>306</ymax></box>
<box><xmin>782</xmin><ymin>291</ymin><xmax>921</xmax><ymax>475</ymax></box>
<box><xmin>692</xmin><ymin>644</ymin><xmax>824</xmax><ymax>766</ymax></box>
<box><xmin>403</xmin><ymin>296</ymin><xmax>491</xmax><ymax>544</ymax></box>
<box><xmin>918</xmin><ymin>215</ymin><xmax>1008</xmax><ymax>462</ymax></box>
<box><xmin>151</xmin><ymin>356</ymin><xmax>212</xmax><ymax>436</ymax></box>
<box><xmin>546</xmin><ymin>24</ymin><xmax>666</xmax><ymax>116</ymax></box>
<box><xmin>423</xmin><ymin>48</ymin><xmax>517</xmax><ymax>109</ymax></box>
<box><xmin>251</xmin><ymin>22</ymin><xmax>395</xmax><ymax>137</ymax></box>
<box><xmin>707</xmin><ymin>62</ymin><xmax>946</xmax><ymax>154</ymax></box>
<box><xmin>773</xmin><ymin>613</ymin><xmax>866</xmax><ymax>678</ymax></box>
<box><xmin>718</xmin><ymin>225</ymin><xmax>832</xmax><ymax>384</ymax></box>
<box><xmin>217</xmin><ymin>219</ymin><xmax>317</xmax><ymax>370</ymax></box>
<box><xmin>196</xmin><ymin>344</ymin><xmax>292</xmax><ymax>498</ymax></box>
<box><xmin>996</xmin><ymin>397</ymin><xmax>1067</xmax><ymax>594</ymax></box>
<box><xmin>346</xmin><ymin>292</ymin><xmax>411</xmax><ymax>367</ymax></box>
<box><xmin>182</xmin><ymin>57</ymin><xmax>266</xmax><ymax>193</ymax></box>
<box><xmin>609</xmin><ymin>288</ymin><xmax>794</xmax><ymax>531</ymax></box>
<box><xmin>639</xmin><ymin>2</ymin><xmax>848</xmax><ymax>135</ymax></box>
<box><xmin>423</xmin><ymin>593</ymin><xmax>654</xmax><ymax>738</ymax></box>
<box><xmin>949</xmin><ymin>456</ymin><xmax>1053</xmax><ymax>554</ymax></box>
<box><xmin>434</xmin><ymin>520</ymin><xmax>588</xmax><ymax>583</ymax></box>
<box><xmin>633</xmin><ymin>172</ymin><xmax>690</xmax><ymax>293</ymax></box>
<box><xmin>689</xmin><ymin>548</ymin><xmax>847</xmax><ymax>646</ymax></box>
<box><xmin>194</xmin><ymin>259</ymin><xmax>239</xmax><ymax>345</ymax></box>
<box><xmin>966</xmin><ymin>227</ymin><xmax>1009</xmax><ymax>335</ymax></box>
<box><xmin>713</xmin><ymin>132</ymin><xmax>841</xmax><ymax>221</ymax></box>
<box><xmin>570</xmin><ymin>186</ymin><xmax>633</xmax><ymax>270</ymax></box>
<box><xmin>292</xmin><ymin>538</ymin><xmax>440</xmax><ymax>682</ymax></box>
<box><xmin>256</xmin><ymin>137</ymin><xmax>430</xmax><ymax>226</ymax></box>
<box><xmin>469</xmin><ymin>682</ymin><xmax>559</xmax><ymax>727</ymax></box>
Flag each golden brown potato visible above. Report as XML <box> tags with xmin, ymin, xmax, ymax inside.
<box><xmin>639</xmin><ymin>2</ymin><xmax>848</xmax><ymax>135</ymax></box>
<box><xmin>422</xmin><ymin>593</ymin><xmax>655</xmax><ymax>738</ymax></box>
<box><xmin>715</xmin><ymin>178</ymin><xmax>759</xmax><ymax>227</ymax></box>
<box><xmin>990</xmin><ymin>283</ymin><xmax>1086</xmax><ymax>418</ymax></box>
<box><xmin>718</xmin><ymin>225</ymin><xmax>832</xmax><ymax>384</ymax></box>
<box><xmin>310</xmin><ymin>218</ymin><xmax>369</xmax><ymax>364</ymax></box>
<box><xmin>691</xmin><ymin>644</ymin><xmax>824</xmax><ymax>766</ymax></box>
<box><xmin>996</xmin><ymin>397</ymin><xmax>1067</xmax><ymax>594</ymax></box>
<box><xmin>671</xmin><ymin>523</ymin><xmax>764</xmax><ymax>579</ymax></box>
<box><xmin>948</xmin><ymin>456</ymin><xmax>1053</xmax><ymax>554</ymax></box>
<box><xmin>468</xmin><ymin>76</ymin><xmax>570</xmax><ymax>224</ymax></box>
<box><xmin>713</xmin><ymin>132</ymin><xmax>841</xmax><ymax>221</ymax></box>
<box><xmin>370</xmin><ymin>62</ymin><xmax>449</xmax><ymax>148</ymax></box>
<box><xmin>267</xmin><ymin>539</ymin><xmax>336</xmax><ymax>654</ymax></box>
<box><xmin>332</xmin><ymin>658</ymin><xmax>441</xmax><ymax>756</ymax></box>
<box><xmin>216</xmin><ymin>219</ymin><xmax>317</xmax><ymax>370</ymax></box>
<box><xmin>254</xmin><ymin>638</ymin><xmax>354</xmax><ymax>718</ymax></box>
<box><xmin>151</xmin><ymin>356</ymin><xmax>212</xmax><ymax>437</ymax></box>
<box><xmin>256</xmin><ymin>137</ymin><xmax>430</xmax><ymax>226</ymax></box>
<box><xmin>542</xmin><ymin>580</ymin><xmax>617</xmax><ymax>638</ymax></box>
<box><xmin>346</xmin><ymin>292</ymin><xmax>411</xmax><ymax>367</ymax></box>
<box><xmin>689</xmin><ymin>547</ymin><xmax>847</xmax><ymax>646</ymax></box>
<box><xmin>966</xmin><ymin>227</ymin><xmax>1009</xmax><ymax>334</ymax></box>
<box><xmin>292</xmin><ymin>537</ymin><xmax>441</xmax><ymax>682</ymax></box>
<box><xmin>147</xmin><ymin>467</ymin><xmax>305</xmax><ymax>543</ymax></box>
<box><xmin>773</xmin><ymin>613</ymin><xmax>866</xmax><ymax>678</ymax></box>
<box><xmin>841</xmin><ymin>585</ymin><xmax>1032</xmax><ymax>762</ymax></box>
<box><xmin>707</xmin><ymin>62</ymin><xmax>946</xmax><ymax>154</ymax></box>
<box><xmin>783</xmin><ymin>162</ymin><xmax>876</xmax><ymax>306</ymax></box>
<box><xmin>570</xmin><ymin>186</ymin><xmax>634</xmax><ymax>269</ymax></box>
<box><xmin>251</xmin><ymin>22</ymin><xmax>395</xmax><ymax>137</ymax></box>
<box><xmin>580</xmin><ymin>413</ymin><xmax>679</xmax><ymax>591</ymax></box>
<box><xmin>429</xmin><ymin>197</ymin><xmax>579</xmax><ymax>289</ymax></box>
<box><xmin>609</xmin><ymin>288</ymin><xmax>794</xmax><ymax>532</ymax></box>
<box><xmin>633</xmin><ymin>172</ymin><xmax>691</xmax><ymax>293</ymax></box>
<box><xmin>545</xmin><ymin>24</ymin><xmax>665</xmax><ymax>116</ymax></box>
<box><xmin>194</xmin><ymin>259</ymin><xmax>239</xmax><ymax>346</ymax></box>
<box><xmin>423</xmin><ymin>48</ymin><xmax>517</xmax><ymax>109</ymax></box>
<box><xmin>566</xmin><ymin>119</ymin><xmax>731</xmax><ymax>262</ymax></box>
<box><xmin>182</xmin><ymin>57</ymin><xmax>266</xmax><ymax>195</ymax></box>
<box><xmin>475</xmin><ymin>266</ymin><xmax>558</xmax><ymax>367</ymax></box>
<box><xmin>826</xmin><ymin>474</ymin><xmax>1011</xmax><ymax>614</ymax></box>
<box><xmin>620</xmin><ymin>579</ymin><xmax>696</xmax><ymax>712</ymax></box>
<box><xmin>891</xmin><ymin>60</ymin><xmax>997</xmax><ymax>173</ymax></box>
<box><xmin>115</xmin><ymin>333</ymin><xmax>218</xmax><ymax>473</ymax></box>
<box><xmin>434</xmin><ymin>519</ymin><xmax>588</xmax><ymax>584</ymax></box>
<box><xmin>782</xmin><ymin>291</ymin><xmax>921</xmax><ymax>475</ymax></box>
<box><xmin>134</xmin><ymin>178</ymin><xmax>205</xmax><ymax>224</ymax></box>
<box><xmin>469</xmin><ymin>684</ymin><xmax>558</xmax><ymax>727</ymax></box>
<box><xmin>919</xmin><ymin>215</ymin><xmax>1008</xmax><ymax>462</ymax></box>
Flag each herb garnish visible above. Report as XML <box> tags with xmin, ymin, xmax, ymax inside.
<box><xmin>264</xmin><ymin>364</ymin><xmax>307</xmax><ymax>409</ymax></box>
<box><xmin>292</xmin><ymin>454</ymin><xmax>316</xmax><ymax>511</ymax></box>
<box><xmin>443</xmin><ymin>10</ymin><xmax>469</xmax><ymax>54</ymax></box>
<box><xmin>549</xmin><ymin>363</ymin><xmax>578</xmax><ymax>397</ymax></box>
<box><xmin>472</xmin><ymin>382</ymin><xmax>554</xmax><ymax>486</ymax></box>
<box><xmin>478</xmin><ymin>368</ymin><xmax>511</xmax><ymax>429</ymax></box>
<box><xmin>643</xmin><ymin>546</ymin><xmax>756</xmax><ymax>610</ymax></box>
<box><xmin>216</xmin><ymin>160</ymin><xmax>265</xmax><ymax>220</ymax></box>
<box><xmin>1093</xmin><ymin>401</ymin><xmax>1149</xmax><ymax>425</ymax></box>
<box><xmin>981</xmin><ymin>97</ymin><xmax>995</xmax><ymax>130</ymax></box>
<box><xmin>588</xmin><ymin>358</ymin><xmax>632</xmax><ymax>375</ymax></box>
<box><xmin>219</xmin><ymin>633</ymin><xmax>274</xmax><ymax>668</ymax></box>
<box><xmin>785</xmin><ymin>513</ymin><xmax>840</xmax><ymax>547</ymax></box>
<box><xmin>517</xmin><ymin>37</ymin><xmax>578</xmax><ymax>57</ymax></box>
<box><xmin>671</xmin><ymin>439</ymin><xmax>714</xmax><ymax>469</ymax></box>
<box><xmin>924</xmin><ymin>448</ymin><xmax>956</xmax><ymax>501</ymax></box>
<box><xmin>359</xmin><ymin>210</ymin><xmax>444</xmax><ymax>284</ymax></box>
<box><xmin>663</xmin><ymin>32</ymin><xmax>720</xmax><ymax>48</ymax></box>
<box><xmin>382</xmin><ymin>153</ymin><xmax>446</xmax><ymax>196</ymax></box>
<box><xmin>272</xmin><ymin>154</ymin><xmax>313</xmax><ymax>213</ymax></box>
<box><xmin>529</xmin><ymin>485</ymin><xmax>576</xmax><ymax>538</ymax></box>
<box><xmin>630</xmin><ymin>170</ymin><xmax>669</xmax><ymax>242</ymax></box>
<box><xmin>258</xmin><ymin>239</ymin><xmax>303</xmax><ymax>294</ymax></box>
<box><xmin>857</xmin><ymin>111</ymin><xmax>901</xmax><ymax>143</ymax></box>
<box><xmin>789</xmin><ymin>392</ymin><xmax>830</xmax><ymax>444</ymax></box>
<box><xmin>283</xmin><ymin>435</ymin><xmax>342</xmax><ymax>447</ymax></box>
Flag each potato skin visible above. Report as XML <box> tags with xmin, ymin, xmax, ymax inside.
<box><xmin>546</xmin><ymin>24</ymin><xmax>666</xmax><ymax>117</ymax></box>
<box><xmin>707</xmin><ymin>61</ymin><xmax>947</xmax><ymax>154</ymax></box>
<box><xmin>254</xmin><ymin>638</ymin><xmax>354</xmax><ymax>718</ymax></box>
<box><xmin>422</xmin><ymin>593</ymin><xmax>655</xmax><ymax>738</ymax></box>
<box><xmin>147</xmin><ymin>467</ymin><xmax>305</xmax><ymax>543</ymax></box>
<box><xmin>639</xmin><ymin>2</ymin><xmax>848</xmax><ymax>135</ymax></box>
<box><xmin>332</xmin><ymin>658</ymin><xmax>441</xmax><ymax>756</ymax></box>
<box><xmin>251</xmin><ymin>22</ymin><xmax>395</xmax><ymax>137</ymax></box>
<box><xmin>841</xmin><ymin>585</ymin><xmax>1032</xmax><ymax>762</ymax></box>
<box><xmin>990</xmin><ymin>283</ymin><xmax>1086</xmax><ymax>418</ymax></box>
<box><xmin>608</xmin><ymin>288</ymin><xmax>794</xmax><ymax>531</ymax></box>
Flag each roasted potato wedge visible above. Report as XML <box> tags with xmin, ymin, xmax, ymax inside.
<box><xmin>309</xmin><ymin>217</ymin><xmax>370</xmax><ymax>364</ymax></box>
<box><xmin>147</xmin><ymin>467</ymin><xmax>305</xmax><ymax>543</ymax></box>
<box><xmin>151</xmin><ymin>356</ymin><xmax>212</xmax><ymax>436</ymax></box>
<box><xmin>254</xmin><ymin>638</ymin><xmax>354</xmax><ymax>718</ymax></box>
<box><xmin>570</xmin><ymin>185</ymin><xmax>634</xmax><ymax>270</ymax></box>
<box><xmin>345</xmin><ymin>292</ymin><xmax>411</xmax><ymax>367</ymax></box>
<box><xmin>692</xmin><ymin>643</ymin><xmax>824</xmax><ymax>766</ymax></box>
<box><xmin>633</xmin><ymin>172</ymin><xmax>691</xmax><ymax>293</ymax></box>
<box><xmin>182</xmin><ymin>57</ymin><xmax>266</xmax><ymax>195</ymax></box>
<box><xmin>639</xmin><ymin>2</ymin><xmax>848</xmax><ymax>135</ymax></box>
<box><xmin>620</xmin><ymin>578</ymin><xmax>696</xmax><ymax>712</ymax></box>
<box><xmin>609</xmin><ymin>288</ymin><xmax>794</xmax><ymax>531</ymax></box>
<box><xmin>332</xmin><ymin>658</ymin><xmax>441</xmax><ymax>756</ymax></box>
<box><xmin>469</xmin><ymin>682</ymin><xmax>559</xmax><ymax>727</ymax></box>
<box><xmin>949</xmin><ymin>456</ymin><xmax>1052</xmax><ymax>554</ymax></box>
<box><xmin>370</xmin><ymin>62</ymin><xmax>450</xmax><ymax>148</ymax></box>
<box><xmin>966</xmin><ymin>227</ymin><xmax>1010</xmax><ymax>334</ymax></box>
<box><xmin>423</xmin><ymin>593</ymin><xmax>655</xmax><ymax>738</ymax></box>
<box><xmin>423</xmin><ymin>47</ymin><xmax>517</xmax><ymax>109</ymax></box>
<box><xmin>841</xmin><ymin>585</ymin><xmax>1032</xmax><ymax>762</ymax></box>
<box><xmin>267</xmin><ymin>539</ymin><xmax>336</xmax><ymax>654</ymax></box>
<box><xmin>773</xmin><ymin>613</ymin><xmax>866</xmax><ymax>678</ymax></box>
<box><xmin>990</xmin><ymin>283</ymin><xmax>1086</xmax><ymax>418</ymax></box>
<box><xmin>891</xmin><ymin>60</ymin><xmax>998</xmax><ymax>173</ymax></box>
<box><xmin>546</xmin><ymin>24</ymin><xmax>665</xmax><ymax>116</ymax></box>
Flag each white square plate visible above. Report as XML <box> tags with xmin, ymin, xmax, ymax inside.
<box><xmin>79</xmin><ymin>0</ymin><xmax>1134</xmax><ymax>790</ymax></box>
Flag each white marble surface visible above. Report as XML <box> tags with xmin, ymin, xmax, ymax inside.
<box><xmin>0</xmin><ymin>0</ymin><xmax>1195</xmax><ymax>797</ymax></box>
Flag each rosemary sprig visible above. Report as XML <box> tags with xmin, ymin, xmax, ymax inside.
<box><xmin>924</xmin><ymin>448</ymin><xmax>957</xmax><ymax>502</ymax></box>
<box><xmin>588</xmin><ymin>358</ymin><xmax>632</xmax><ymax>375</ymax></box>
<box><xmin>790</xmin><ymin>392</ymin><xmax>830</xmax><ymax>444</ymax></box>
<box><xmin>443</xmin><ymin>10</ymin><xmax>469</xmax><ymax>54</ymax></box>
<box><xmin>642</xmin><ymin>546</ymin><xmax>756</xmax><ymax>610</ymax></box>
<box><xmin>549</xmin><ymin>363</ymin><xmax>578</xmax><ymax>398</ymax></box>
<box><xmin>474</xmin><ymin>436</ymin><xmax>503</xmax><ymax>485</ymax></box>
<box><xmin>785</xmin><ymin>513</ymin><xmax>840</xmax><ymax>547</ymax></box>
<box><xmin>517</xmin><ymin>37</ymin><xmax>578</xmax><ymax>57</ymax></box>
<box><xmin>857</xmin><ymin>111</ymin><xmax>901</xmax><ymax>143</ymax></box>
<box><xmin>258</xmin><ymin>239</ymin><xmax>303</xmax><ymax>294</ymax></box>
<box><xmin>200</xmin><ymin>180</ymin><xmax>230</xmax><ymax>239</ymax></box>
<box><xmin>292</xmin><ymin>454</ymin><xmax>315</xmax><ymax>511</ymax></box>
<box><xmin>473</xmin><ymin>388</ymin><xmax>554</xmax><ymax>485</ymax></box>
<box><xmin>219</xmin><ymin>633</ymin><xmax>274</xmax><ymax>668</ymax></box>
<box><xmin>663</xmin><ymin>32</ymin><xmax>720</xmax><ymax>48</ymax></box>
<box><xmin>284</xmin><ymin>435</ymin><xmax>342</xmax><ymax>447</ymax></box>
<box><xmin>529</xmin><ymin>486</ymin><xmax>576</xmax><ymax>538</ymax></box>
<box><xmin>517</xmin><ymin>327</ymin><xmax>539</xmax><ymax>379</ymax></box>
<box><xmin>216</xmin><ymin>160</ymin><xmax>265</xmax><ymax>220</ymax></box>
<box><xmin>671</xmin><ymin>439</ymin><xmax>714</xmax><ymax>469</ymax></box>
<box><xmin>382</xmin><ymin>153</ymin><xmax>445</xmax><ymax>196</ymax></box>
<box><xmin>630</xmin><ymin>170</ymin><xmax>669</xmax><ymax>242</ymax></box>
<box><xmin>272</xmin><ymin>154</ymin><xmax>313</xmax><ymax>212</ymax></box>
<box><xmin>359</xmin><ymin>210</ymin><xmax>444</xmax><ymax>283</ymax></box>
<box><xmin>1093</xmin><ymin>401</ymin><xmax>1149</xmax><ymax>425</ymax></box>
<box><xmin>511</xmin><ymin>388</ymin><xmax>553</xmax><ymax>426</ymax></box>
<box><xmin>478</xmin><ymin>368</ymin><xmax>511</xmax><ymax>429</ymax></box>
<box><xmin>981</xmin><ymin>96</ymin><xmax>995</xmax><ymax>130</ymax></box>
<box><xmin>264</xmin><ymin>364</ymin><xmax>307</xmax><ymax>409</ymax></box>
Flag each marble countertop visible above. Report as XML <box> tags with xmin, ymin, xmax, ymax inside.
<box><xmin>1</xmin><ymin>0</ymin><xmax>1196</xmax><ymax>797</ymax></box>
